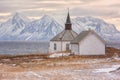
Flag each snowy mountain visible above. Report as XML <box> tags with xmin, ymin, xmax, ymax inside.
<box><xmin>0</xmin><ymin>13</ymin><xmax>30</xmax><ymax>40</ymax></box>
<box><xmin>19</xmin><ymin>15</ymin><xmax>63</xmax><ymax>40</ymax></box>
<box><xmin>72</xmin><ymin>16</ymin><xmax>119</xmax><ymax>33</ymax></box>
<box><xmin>71</xmin><ymin>16</ymin><xmax>120</xmax><ymax>42</ymax></box>
<box><xmin>0</xmin><ymin>13</ymin><xmax>119</xmax><ymax>42</ymax></box>
<box><xmin>0</xmin><ymin>13</ymin><xmax>63</xmax><ymax>41</ymax></box>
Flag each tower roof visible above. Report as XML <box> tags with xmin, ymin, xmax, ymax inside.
<box><xmin>65</xmin><ymin>11</ymin><xmax>72</xmax><ymax>30</ymax></box>
<box><xmin>66</xmin><ymin>11</ymin><xmax>71</xmax><ymax>24</ymax></box>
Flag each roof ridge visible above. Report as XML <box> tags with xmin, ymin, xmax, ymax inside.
<box><xmin>70</xmin><ymin>30</ymin><xmax>76</xmax><ymax>39</ymax></box>
<box><xmin>60</xmin><ymin>30</ymin><xmax>66</xmax><ymax>40</ymax></box>
<box><xmin>71</xmin><ymin>30</ymin><xmax>106</xmax><ymax>44</ymax></box>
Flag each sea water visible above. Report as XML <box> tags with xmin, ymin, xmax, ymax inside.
<box><xmin>0</xmin><ymin>41</ymin><xmax>119</xmax><ymax>55</ymax></box>
<box><xmin>0</xmin><ymin>41</ymin><xmax>49</xmax><ymax>55</ymax></box>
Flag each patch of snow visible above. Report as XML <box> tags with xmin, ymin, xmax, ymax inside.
<box><xmin>94</xmin><ymin>68</ymin><xmax>117</xmax><ymax>73</ymax></box>
<box><xmin>26</xmin><ymin>71</ymin><xmax>42</xmax><ymax>78</ymax></box>
<box><xmin>49</xmin><ymin>53</ymin><xmax>70</xmax><ymax>58</ymax></box>
<box><xmin>12</xmin><ymin>64</ymin><xmax>17</xmax><ymax>67</ymax></box>
<box><xmin>112</xmin><ymin>65</ymin><xmax>120</xmax><ymax>68</ymax></box>
<box><xmin>93</xmin><ymin>65</ymin><xmax>120</xmax><ymax>73</ymax></box>
<box><xmin>28</xmin><ymin>71</ymin><xmax>43</xmax><ymax>78</ymax></box>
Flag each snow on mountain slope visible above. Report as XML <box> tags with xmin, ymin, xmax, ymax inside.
<box><xmin>0</xmin><ymin>13</ymin><xmax>119</xmax><ymax>42</ymax></box>
<box><xmin>0</xmin><ymin>13</ymin><xmax>30</xmax><ymax>40</ymax></box>
<box><xmin>72</xmin><ymin>16</ymin><xmax>120</xmax><ymax>42</ymax></box>
<box><xmin>72</xmin><ymin>16</ymin><xmax>119</xmax><ymax>34</ymax></box>
<box><xmin>19</xmin><ymin>15</ymin><xmax>63</xmax><ymax>41</ymax></box>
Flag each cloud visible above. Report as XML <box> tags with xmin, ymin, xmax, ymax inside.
<box><xmin>0</xmin><ymin>0</ymin><xmax>119</xmax><ymax>18</ymax></box>
<box><xmin>0</xmin><ymin>0</ymin><xmax>120</xmax><ymax>30</ymax></box>
<box><xmin>0</xmin><ymin>13</ymin><xmax>11</xmax><ymax>16</ymax></box>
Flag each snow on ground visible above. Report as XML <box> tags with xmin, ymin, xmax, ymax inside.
<box><xmin>1</xmin><ymin>66</ymin><xmax>120</xmax><ymax>80</ymax></box>
<box><xmin>49</xmin><ymin>53</ymin><xmax>70</xmax><ymax>58</ymax></box>
<box><xmin>93</xmin><ymin>65</ymin><xmax>120</xmax><ymax>73</ymax></box>
<box><xmin>0</xmin><ymin>54</ymin><xmax>120</xmax><ymax>80</ymax></box>
<box><xmin>94</xmin><ymin>68</ymin><xmax>115</xmax><ymax>73</ymax></box>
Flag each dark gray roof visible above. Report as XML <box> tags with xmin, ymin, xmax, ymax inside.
<box><xmin>71</xmin><ymin>30</ymin><xmax>106</xmax><ymax>44</ymax></box>
<box><xmin>66</xmin><ymin>12</ymin><xmax>71</xmax><ymax>24</ymax></box>
<box><xmin>50</xmin><ymin>30</ymin><xmax>78</xmax><ymax>41</ymax></box>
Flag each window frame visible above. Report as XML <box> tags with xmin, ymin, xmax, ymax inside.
<box><xmin>66</xmin><ymin>44</ymin><xmax>70</xmax><ymax>51</ymax></box>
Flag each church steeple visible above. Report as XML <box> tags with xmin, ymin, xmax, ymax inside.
<box><xmin>65</xmin><ymin>11</ymin><xmax>72</xmax><ymax>30</ymax></box>
<box><xmin>66</xmin><ymin>12</ymin><xmax>71</xmax><ymax>24</ymax></box>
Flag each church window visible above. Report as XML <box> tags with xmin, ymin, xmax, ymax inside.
<box><xmin>54</xmin><ymin>43</ymin><xmax>57</xmax><ymax>50</ymax></box>
<box><xmin>66</xmin><ymin>44</ymin><xmax>69</xmax><ymax>50</ymax></box>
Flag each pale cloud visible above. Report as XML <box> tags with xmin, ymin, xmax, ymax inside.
<box><xmin>0</xmin><ymin>13</ymin><xmax>11</xmax><ymax>16</ymax></box>
<box><xmin>21</xmin><ymin>8</ymin><xmax>57</xmax><ymax>12</ymax></box>
<box><xmin>0</xmin><ymin>0</ymin><xmax>120</xmax><ymax>30</ymax></box>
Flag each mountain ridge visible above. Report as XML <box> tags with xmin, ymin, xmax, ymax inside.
<box><xmin>0</xmin><ymin>13</ymin><xmax>119</xmax><ymax>42</ymax></box>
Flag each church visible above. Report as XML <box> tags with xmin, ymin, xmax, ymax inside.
<box><xmin>49</xmin><ymin>12</ymin><xmax>106</xmax><ymax>55</ymax></box>
<box><xmin>49</xmin><ymin>12</ymin><xmax>78</xmax><ymax>53</ymax></box>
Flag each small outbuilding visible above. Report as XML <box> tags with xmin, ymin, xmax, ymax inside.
<box><xmin>71</xmin><ymin>29</ymin><xmax>106</xmax><ymax>55</ymax></box>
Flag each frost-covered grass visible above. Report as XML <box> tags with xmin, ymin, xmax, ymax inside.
<box><xmin>0</xmin><ymin>64</ymin><xmax>120</xmax><ymax>80</ymax></box>
<box><xmin>0</xmin><ymin>51</ymin><xmax>120</xmax><ymax>80</ymax></box>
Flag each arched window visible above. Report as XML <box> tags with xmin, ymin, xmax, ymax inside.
<box><xmin>54</xmin><ymin>43</ymin><xmax>57</xmax><ymax>50</ymax></box>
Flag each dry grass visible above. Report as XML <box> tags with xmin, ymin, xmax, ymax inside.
<box><xmin>0</xmin><ymin>54</ymin><xmax>50</xmax><ymax>59</ymax></box>
<box><xmin>0</xmin><ymin>47</ymin><xmax>119</xmax><ymax>72</ymax></box>
<box><xmin>0</xmin><ymin>47</ymin><xmax>120</xmax><ymax>80</ymax></box>
<box><xmin>0</xmin><ymin>47</ymin><xmax>119</xmax><ymax>65</ymax></box>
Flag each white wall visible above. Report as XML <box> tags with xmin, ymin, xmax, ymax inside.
<box><xmin>49</xmin><ymin>41</ymin><xmax>71</xmax><ymax>53</ymax></box>
<box><xmin>71</xmin><ymin>44</ymin><xmax>79</xmax><ymax>55</ymax></box>
<box><xmin>49</xmin><ymin>41</ymin><xmax>61</xmax><ymax>53</ymax></box>
<box><xmin>79</xmin><ymin>34</ymin><xmax>105</xmax><ymax>55</ymax></box>
<box><xmin>62</xmin><ymin>41</ymin><xmax>71</xmax><ymax>51</ymax></box>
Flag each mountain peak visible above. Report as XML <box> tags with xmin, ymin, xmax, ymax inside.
<box><xmin>14</xmin><ymin>12</ymin><xmax>20</xmax><ymax>17</ymax></box>
<box><xmin>41</xmin><ymin>15</ymin><xmax>54</xmax><ymax>21</ymax></box>
<box><xmin>12</xmin><ymin>12</ymin><xmax>29</xmax><ymax>21</ymax></box>
<box><xmin>42</xmin><ymin>14</ymin><xmax>51</xmax><ymax>18</ymax></box>
<box><xmin>10</xmin><ymin>13</ymin><xmax>30</xmax><ymax>29</ymax></box>
<box><xmin>13</xmin><ymin>12</ymin><xmax>23</xmax><ymax>19</ymax></box>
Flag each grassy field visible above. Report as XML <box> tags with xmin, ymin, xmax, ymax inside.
<box><xmin>0</xmin><ymin>47</ymin><xmax>120</xmax><ymax>80</ymax></box>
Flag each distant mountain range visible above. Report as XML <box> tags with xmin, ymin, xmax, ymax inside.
<box><xmin>0</xmin><ymin>13</ymin><xmax>120</xmax><ymax>42</ymax></box>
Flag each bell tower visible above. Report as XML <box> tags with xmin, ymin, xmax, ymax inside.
<box><xmin>65</xmin><ymin>11</ymin><xmax>72</xmax><ymax>30</ymax></box>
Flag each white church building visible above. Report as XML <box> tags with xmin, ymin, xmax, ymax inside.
<box><xmin>49</xmin><ymin>12</ymin><xmax>78</xmax><ymax>53</ymax></box>
<box><xmin>49</xmin><ymin>12</ymin><xmax>106</xmax><ymax>55</ymax></box>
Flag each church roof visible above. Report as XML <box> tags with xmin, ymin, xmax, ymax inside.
<box><xmin>71</xmin><ymin>29</ymin><xmax>106</xmax><ymax>44</ymax></box>
<box><xmin>50</xmin><ymin>11</ymin><xmax>78</xmax><ymax>41</ymax></box>
<box><xmin>50</xmin><ymin>30</ymin><xmax>78</xmax><ymax>41</ymax></box>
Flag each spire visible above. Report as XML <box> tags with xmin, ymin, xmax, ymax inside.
<box><xmin>66</xmin><ymin>11</ymin><xmax>71</xmax><ymax>24</ymax></box>
<box><xmin>65</xmin><ymin>9</ymin><xmax>72</xmax><ymax>30</ymax></box>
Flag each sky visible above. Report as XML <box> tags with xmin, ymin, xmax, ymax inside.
<box><xmin>0</xmin><ymin>0</ymin><xmax>120</xmax><ymax>30</ymax></box>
